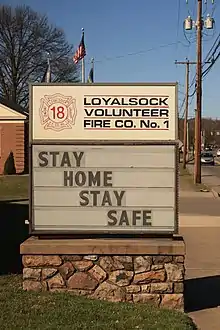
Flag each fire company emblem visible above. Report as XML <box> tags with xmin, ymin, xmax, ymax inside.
<box><xmin>39</xmin><ymin>93</ymin><xmax>77</xmax><ymax>131</ymax></box>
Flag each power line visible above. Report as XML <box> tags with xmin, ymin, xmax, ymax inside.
<box><xmin>211</xmin><ymin>1</ymin><xmax>218</xmax><ymax>16</ymax></box>
<box><xmin>178</xmin><ymin>33</ymin><xmax>219</xmax><ymax>119</ymax></box>
<box><xmin>180</xmin><ymin>14</ymin><xmax>219</xmax><ymax>103</ymax></box>
<box><xmin>177</xmin><ymin>1</ymin><xmax>196</xmax><ymax>106</ymax></box>
<box><xmin>203</xmin><ymin>50</ymin><xmax>220</xmax><ymax>78</ymax></box>
<box><xmin>88</xmin><ymin>41</ymin><xmax>186</xmax><ymax>65</ymax></box>
<box><xmin>203</xmin><ymin>33</ymin><xmax>220</xmax><ymax>61</ymax></box>
<box><xmin>183</xmin><ymin>1</ymin><xmax>197</xmax><ymax>46</ymax></box>
<box><xmin>184</xmin><ymin>33</ymin><xmax>220</xmax><ymax>99</ymax></box>
<box><xmin>179</xmin><ymin>97</ymin><xmax>186</xmax><ymax>118</ymax></box>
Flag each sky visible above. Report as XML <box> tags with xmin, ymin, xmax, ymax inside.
<box><xmin>2</xmin><ymin>0</ymin><xmax>220</xmax><ymax>118</ymax></box>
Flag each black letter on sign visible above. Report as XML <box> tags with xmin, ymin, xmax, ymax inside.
<box><xmin>132</xmin><ymin>210</ymin><xmax>141</xmax><ymax>225</ymax></box>
<box><xmin>114</xmin><ymin>191</ymin><xmax>125</xmax><ymax>206</ymax></box>
<box><xmin>79</xmin><ymin>191</ymin><xmax>89</xmax><ymax>206</ymax></box>
<box><xmin>88</xmin><ymin>171</ymin><xmax>101</xmax><ymax>186</ymax></box>
<box><xmin>75</xmin><ymin>171</ymin><xmax>86</xmax><ymax>186</ymax></box>
<box><xmin>90</xmin><ymin>191</ymin><xmax>100</xmax><ymax>206</ymax></box>
<box><xmin>73</xmin><ymin>152</ymin><xmax>84</xmax><ymax>167</ymax></box>
<box><xmin>61</xmin><ymin>152</ymin><xmax>71</xmax><ymax>167</ymax></box>
<box><xmin>84</xmin><ymin>97</ymin><xmax>90</xmax><ymax>105</ymax></box>
<box><xmin>101</xmin><ymin>191</ymin><xmax>112</xmax><ymax>206</ymax></box>
<box><xmin>119</xmin><ymin>211</ymin><xmax>129</xmax><ymax>226</ymax></box>
<box><xmin>64</xmin><ymin>171</ymin><xmax>73</xmax><ymax>186</ymax></box>
<box><xmin>49</xmin><ymin>151</ymin><xmax>59</xmax><ymax>167</ymax></box>
<box><xmin>160</xmin><ymin>97</ymin><xmax>168</xmax><ymax>106</ymax></box>
<box><xmin>103</xmin><ymin>171</ymin><xmax>113</xmax><ymax>187</ymax></box>
<box><xmin>143</xmin><ymin>210</ymin><xmax>152</xmax><ymax>226</ymax></box>
<box><xmin>38</xmin><ymin>152</ymin><xmax>48</xmax><ymax>167</ymax></box>
<box><xmin>107</xmin><ymin>210</ymin><xmax>117</xmax><ymax>226</ymax></box>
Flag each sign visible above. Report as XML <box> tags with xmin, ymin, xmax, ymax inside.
<box><xmin>30</xmin><ymin>83</ymin><xmax>178</xmax><ymax>141</ymax></box>
<box><xmin>30</xmin><ymin>144</ymin><xmax>178</xmax><ymax>234</ymax></box>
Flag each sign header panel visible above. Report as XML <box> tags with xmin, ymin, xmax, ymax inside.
<box><xmin>31</xmin><ymin>144</ymin><xmax>177</xmax><ymax>234</ymax></box>
<box><xmin>31</xmin><ymin>83</ymin><xmax>177</xmax><ymax>141</ymax></box>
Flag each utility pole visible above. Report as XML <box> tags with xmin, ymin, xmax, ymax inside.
<box><xmin>194</xmin><ymin>0</ymin><xmax>203</xmax><ymax>183</ymax></box>
<box><xmin>175</xmin><ymin>59</ymin><xmax>196</xmax><ymax>168</ymax></box>
<box><xmin>187</xmin><ymin>121</ymin><xmax>190</xmax><ymax>155</ymax></box>
<box><xmin>184</xmin><ymin>0</ymin><xmax>215</xmax><ymax>183</ymax></box>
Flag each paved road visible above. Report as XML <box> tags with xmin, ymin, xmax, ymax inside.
<box><xmin>200</xmin><ymin>161</ymin><xmax>220</xmax><ymax>177</ymax></box>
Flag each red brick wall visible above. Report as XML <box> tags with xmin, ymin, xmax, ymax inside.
<box><xmin>0</xmin><ymin>122</ymin><xmax>25</xmax><ymax>174</ymax></box>
<box><xmin>24</xmin><ymin>121</ymin><xmax>29</xmax><ymax>173</ymax></box>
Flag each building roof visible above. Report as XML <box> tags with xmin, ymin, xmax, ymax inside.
<box><xmin>0</xmin><ymin>97</ymin><xmax>28</xmax><ymax>121</ymax></box>
<box><xmin>0</xmin><ymin>97</ymin><xmax>28</xmax><ymax>117</ymax></box>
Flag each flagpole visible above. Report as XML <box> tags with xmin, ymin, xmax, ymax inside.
<box><xmin>46</xmin><ymin>52</ymin><xmax>51</xmax><ymax>83</ymax></box>
<box><xmin>81</xmin><ymin>28</ymin><xmax>85</xmax><ymax>83</ymax></box>
<box><xmin>91</xmin><ymin>57</ymin><xmax>94</xmax><ymax>82</ymax></box>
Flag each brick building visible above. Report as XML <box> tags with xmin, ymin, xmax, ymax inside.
<box><xmin>0</xmin><ymin>98</ymin><xmax>28</xmax><ymax>174</ymax></box>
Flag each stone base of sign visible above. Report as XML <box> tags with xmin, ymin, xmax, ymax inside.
<box><xmin>20</xmin><ymin>236</ymin><xmax>185</xmax><ymax>310</ymax></box>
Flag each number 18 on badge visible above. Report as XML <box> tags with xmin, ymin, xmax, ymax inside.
<box><xmin>39</xmin><ymin>93</ymin><xmax>77</xmax><ymax>131</ymax></box>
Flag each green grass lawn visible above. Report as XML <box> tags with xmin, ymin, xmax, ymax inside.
<box><xmin>0</xmin><ymin>275</ymin><xmax>196</xmax><ymax>330</ymax></box>
<box><xmin>0</xmin><ymin>175</ymin><xmax>28</xmax><ymax>200</ymax></box>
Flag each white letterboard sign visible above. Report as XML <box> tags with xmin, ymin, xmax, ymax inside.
<box><xmin>31</xmin><ymin>144</ymin><xmax>177</xmax><ymax>234</ymax></box>
<box><xmin>31</xmin><ymin>83</ymin><xmax>177</xmax><ymax>141</ymax></box>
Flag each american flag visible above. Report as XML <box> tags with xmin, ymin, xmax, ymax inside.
<box><xmin>73</xmin><ymin>33</ymin><xmax>86</xmax><ymax>64</ymax></box>
<box><xmin>87</xmin><ymin>66</ymin><xmax>94</xmax><ymax>83</ymax></box>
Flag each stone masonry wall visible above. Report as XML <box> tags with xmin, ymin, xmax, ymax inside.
<box><xmin>22</xmin><ymin>254</ymin><xmax>185</xmax><ymax>310</ymax></box>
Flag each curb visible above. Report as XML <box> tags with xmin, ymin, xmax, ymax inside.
<box><xmin>211</xmin><ymin>188</ymin><xmax>220</xmax><ymax>199</ymax></box>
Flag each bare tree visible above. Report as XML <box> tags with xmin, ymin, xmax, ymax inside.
<box><xmin>0</xmin><ymin>5</ymin><xmax>79</xmax><ymax>108</ymax></box>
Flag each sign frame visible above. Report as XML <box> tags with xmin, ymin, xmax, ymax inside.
<box><xmin>29</xmin><ymin>82</ymin><xmax>178</xmax><ymax>143</ymax></box>
<box><xmin>29</xmin><ymin>140</ymin><xmax>179</xmax><ymax>237</ymax></box>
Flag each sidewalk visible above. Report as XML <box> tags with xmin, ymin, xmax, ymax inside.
<box><xmin>187</xmin><ymin>163</ymin><xmax>220</xmax><ymax>196</ymax></box>
<box><xmin>179</xmin><ymin>174</ymin><xmax>220</xmax><ymax>330</ymax></box>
